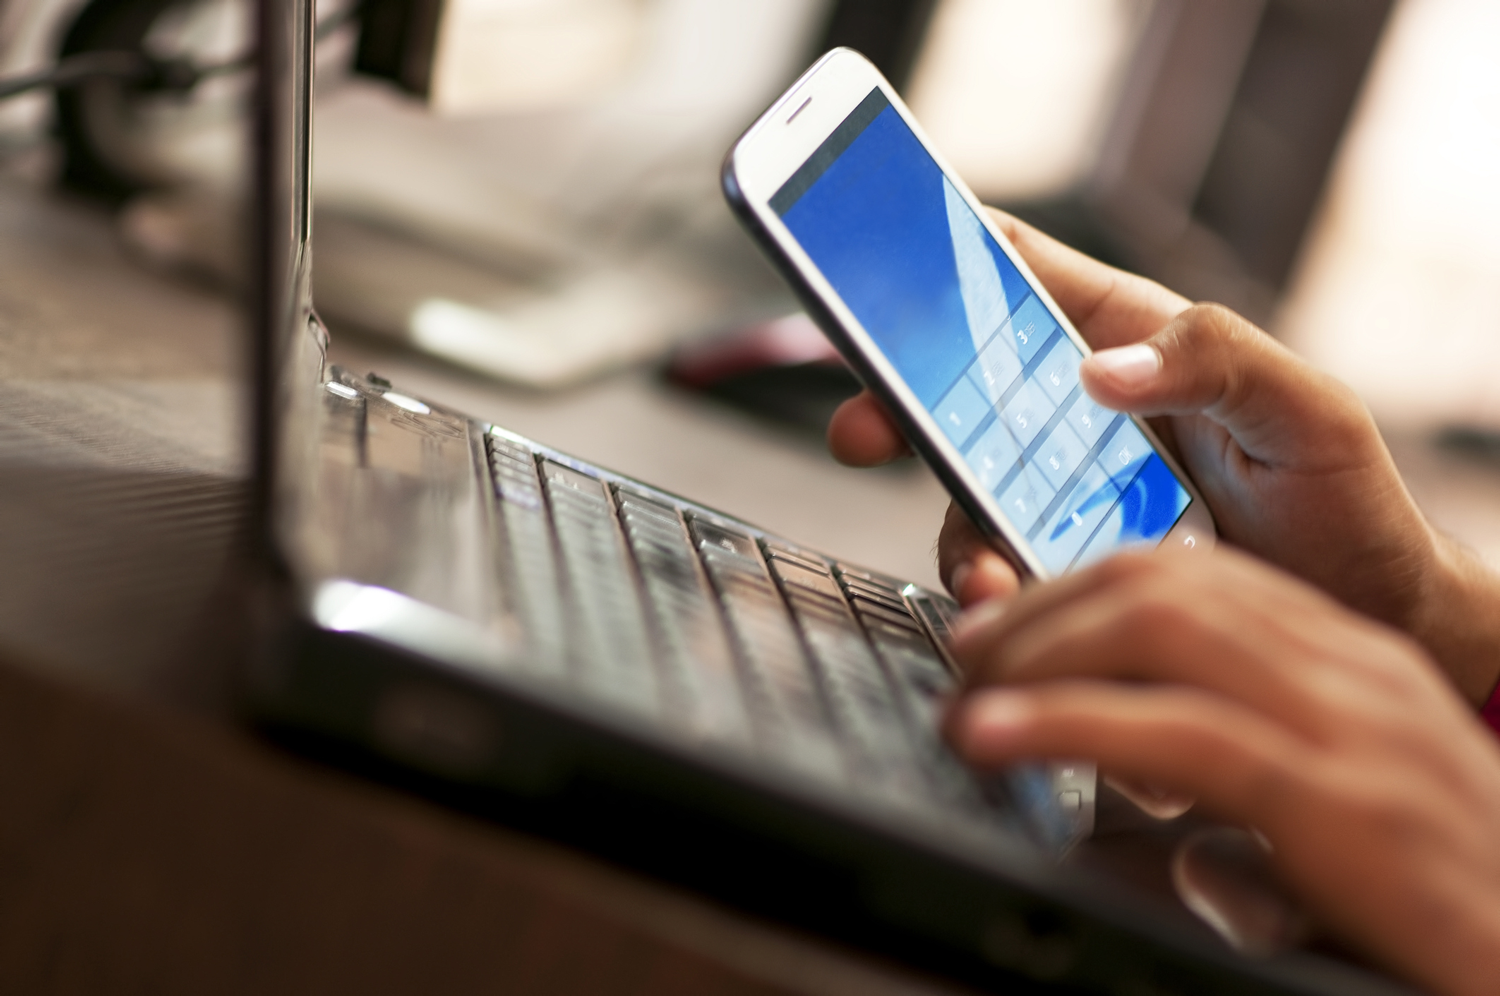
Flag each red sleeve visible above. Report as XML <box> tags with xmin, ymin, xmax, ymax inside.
<box><xmin>1484</xmin><ymin>682</ymin><xmax>1500</xmax><ymax>736</ymax></box>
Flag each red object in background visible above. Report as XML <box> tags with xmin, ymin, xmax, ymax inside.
<box><xmin>663</xmin><ymin>313</ymin><xmax>862</xmax><ymax>436</ymax></box>
<box><xmin>1485</xmin><ymin>684</ymin><xmax>1500</xmax><ymax>736</ymax></box>
<box><xmin>666</xmin><ymin>314</ymin><xmax>843</xmax><ymax>389</ymax></box>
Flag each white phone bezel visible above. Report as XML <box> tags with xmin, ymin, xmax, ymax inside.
<box><xmin>726</xmin><ymin>49</ymin><xmax>1215</xmax><ymax>579</ymax></box>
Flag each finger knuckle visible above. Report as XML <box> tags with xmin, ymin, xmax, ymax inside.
<box><xmin>1204</xmin><ymin>730</ymin><xmax>1306</xmax><ymax>818</ymax></box>
<box><xmin>1170</xmin><ymin>302</ymin><xmax>1271</xmax><ymax>363</ymax></box>
<box><xmin>1326</xmin><ymin>770</ymin><xmax>1434</xmax><ymax>841</ymax></box>
<box><xmin>1236</xmin><ymin>758</ymin><xmax>1301</xmax><ymax>820</ymax></box>
<box><xmin>1118</xmin><ymin>582</ymin><xmax>1228</xmax><ymax>662</ymax></box>
<box><xmin>1165</xmin><ymin>302</ymin><xmax>1234</xmax><ymax>345</ymax></box>
<box><xmin>1188</xmin><ymin>301</ymin><xmax>1250</xmax><ymax>334</ymax></box>
<box><xmin>1152</xmin><ymin>705</ymin><xmax>1267</xmax><ymax>770</ymax></box>
<box><xmin>1121</xmin><ymin>595</ymin><xmax>1196</xmax><ymax>646</ymax></box>
<box><xmin>1313</xmin><ymin>375</ymin><xmax>1380</xmax><ymax>448</ymax></box>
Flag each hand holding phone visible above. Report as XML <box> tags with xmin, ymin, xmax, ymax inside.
<box><xmin>724</xmin><ymin>49</ymin><xmax>1214</xmax><ymax>579</ymax></box>
<box><xmin>731</xmin><ymin>56</ymin><xmax>1494</xmax><ymax>711</ymax></box>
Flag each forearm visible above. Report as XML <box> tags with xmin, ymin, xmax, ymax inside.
<box><xmin>1409</xmin><ymin>532</ymin><xmax>1500</xmax><ymax>707</ymax></box>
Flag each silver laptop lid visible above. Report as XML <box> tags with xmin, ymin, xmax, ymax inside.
<box><xmin>249</xmin><ymin>0</ymin><xmax>316</xmax><ymax>573</ymax></box>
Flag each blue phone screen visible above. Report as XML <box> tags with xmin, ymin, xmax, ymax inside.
<box><xmin>773</xmin><ymin>89</ymin><xmax>1191</xmax><ymax>574</ymax></box>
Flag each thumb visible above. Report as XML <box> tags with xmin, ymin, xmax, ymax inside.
<box><xmin>1077</xmin><ymin>303</ymin><xmax>1373</xmax><ymax>465</ymax></box>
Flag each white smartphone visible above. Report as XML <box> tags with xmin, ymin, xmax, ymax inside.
<box><xmin>723</xmin><ymin>49</ymin><xmax>1215</xmax><ymax>580</ymax></box>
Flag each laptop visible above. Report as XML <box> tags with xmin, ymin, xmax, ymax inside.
<box><xmin>241</xmin><ymin>1</ymin><xmax>1409</xmax><ymax>992</ymax></box>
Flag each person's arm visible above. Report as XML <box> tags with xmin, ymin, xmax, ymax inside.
<box><xmin>944</xmin><ymin>549</ymin><xmax>1500</xmax><ymax>996</ymax></box>
<box><xmin>828</xmin><ymin>209</ymin><xmax>1500</xmax><ymax>706</ymax></box>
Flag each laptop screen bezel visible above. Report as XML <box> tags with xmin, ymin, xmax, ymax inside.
<box><xmin>250</xmin><ymin>0</ymin><xmax>316</xmax><ymax>574</ymax></box>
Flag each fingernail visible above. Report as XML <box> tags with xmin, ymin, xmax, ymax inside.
<box><xmin>1089</xmin><ymin>343</ymin><xmax>1161</xmax><ymax>389</ymax></box>
<box><xmin>949</xmin><ymin>562</ymin><xmax>973</xmax><ymax>599</ymax></box>
<box><xmin>950</xmin><ymin>597</ymin><xmax>1005</xmax><ymax>643</ymax></box>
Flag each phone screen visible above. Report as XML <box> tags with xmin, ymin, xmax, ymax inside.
<box><xmin>771</xmin><ymin>88</ymin><xmax>1192</xmax><ymax>575</ymax></box>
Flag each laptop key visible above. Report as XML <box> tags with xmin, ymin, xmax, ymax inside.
<box><xmin>687</xmin><ymin>518</ymin><xmax>843</xmax><ymax>779</ymax></box>
<box><xmin>839</xmin><ymin>572</ymin><xmax>904</xmax><ymax>598</ymax></box>
<box><xmin>766</xmin><ymin>543</ymin><xmax>977</xmax><ymax>806</ymax></box>
<box><xmin>866</xmin><ymin>623</ymin><xmax>953</xmax><ymax>724</ymax></box>
<box><xmin>763</xmin><ymin>551</ymin><xmax>843</xmax><ymax>602</ymax></box>
<box><xmin>855</xmin><ymin>611</ymin><xmax>987</xmax><ymax>805</ymax></box>
<box><xmin>487</xmin><ymin>436</ymin><xmax>566</xmax><ymax>670</ymax></box>
<box><xmin>763</xmin><ymin>543</ymin><xmax>830</xmax><ymax>575</ymax></box>
<box><xmin>692</xmin><ymin>519</ymin><xmax>763</xmax><ymax>564</ymax></box>
<box><xmin>908</xmin><ymin>590</ymin><xmax>959</xmax><ymax>644</ymax></box>
<box><xmin>613</xmin><ymin>489</ymin><xmax>752</xmax><ymax>747</ymax></box>
<box><xmin>834</xmin><ymin>564</ymin><xmax>907</xmax><ymax>599</ymax></box>
<box><xmin>541</xmin><ymin>462</ymin><xmax>659</xmax><ymax>716</ymax></box>
<box><xmin>849</xmin><ymin>595</ymin><xmax>925</xmax><ymax>634</ymax></box>
<box><xmin>768</xmin><ymin>556</ymin><xmax>923</xmax><ymax>795</ymax></box>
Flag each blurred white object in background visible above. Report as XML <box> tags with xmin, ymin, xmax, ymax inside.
<box><xmin>311</xmin><ymin>0</ymin><xmax>827</xmax><ymax>387</ymax></box>
<box><xmin>905</xmin><ymin>0</ymin><xmax>1154</xmax><ymax>202</ymax></box>
<box><xmin>0</xmin><ymin>0</ymin><xmax>77</xmax><ymax>150</ymax></box>
<box><xmin>1277</xmin><ymin>0</ymin><xmax>1500</xmax><ymax>428</ymax></box>
<box><xmin>403</xmin><ymin>262</ymin><xmax>722</xmax><ymax>385</ymax></box>
<box><xmin>428</xmin><ymin>0</ymin><xmax>647</xmax><ymax>116</ymax></box>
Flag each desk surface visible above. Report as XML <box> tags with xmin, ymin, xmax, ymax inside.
<box><xmin>2</xmin><ymin>175</ymin><xmax>1498</xmax><ymax>994</ymax></box>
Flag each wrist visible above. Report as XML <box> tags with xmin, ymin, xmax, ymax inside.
<box><xmin>1407</xmin><ymin>532</ymin><xmax>1500</xmax><ymax>707</ymax></box>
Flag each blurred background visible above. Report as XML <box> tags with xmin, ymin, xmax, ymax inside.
<box><xmin>1</xmin><ymin>0</ymin><xmax>1498</xmax><ymax>591</ymax></box>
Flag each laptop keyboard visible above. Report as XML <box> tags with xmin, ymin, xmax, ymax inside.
<box><xmin>486</xmin><ymin>430</ymin><xmax>999</xmax><ymax>817</ymax></box>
